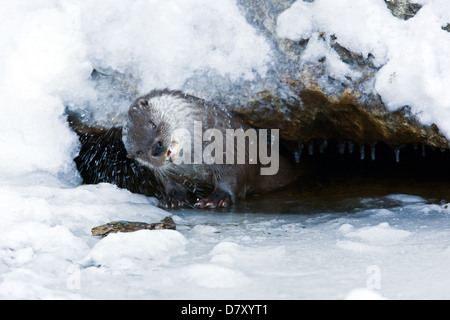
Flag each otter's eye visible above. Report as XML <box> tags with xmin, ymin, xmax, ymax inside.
<box><xmin>136</xmin><ymin>150</ymin><xmax>144</xmax><ymax>156</ymax></box>
<box><xmin>149</xmin><ymin>121</ymin><xmax>157</xmax><ymax>130</ymax></box>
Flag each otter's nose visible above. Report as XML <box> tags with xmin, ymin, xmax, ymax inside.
<box><xmin>151</xmin><ymin>141</ymin><xmax>165</xmax><ymax>157</ymax></box>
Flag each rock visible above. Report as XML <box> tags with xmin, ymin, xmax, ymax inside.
<box><xmin>442</xmin><ymin>23</ymin><xmax>450</xmax><ymax>33</ymax></box>
<box><xmin>66</xmin><ymin>0</ymin><xmax>449</xmax><ymax>192</ymax></box>
<box><xmin>384</xmin><ymin>0</ymin><xmax>422</xmax><ymax>20</ymax></box>
<box><xmin>91</xmin><ymin>217</ymin><xmax>176</xmax><ymax>237</ymax></box>
<box><xmin>231</xmin><ymin>0</ymin><xmax>448</xmax><ymax>149</ymax></box>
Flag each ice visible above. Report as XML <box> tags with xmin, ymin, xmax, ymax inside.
<box><xmin>2</xmin><ymin>183</ymin><xmax>450</xmax><ymax>299</ymax></box>
<box><xmin>294</xmin><ymin>143</ymin><xmax>304</xmax><ymax>163</ymax></box>
<box><xmin>190</xmin><ymin>225</ymin><xmax>220</xmax><ymax>235</ymax></box>
<box><xmin>343</xmin><ymin>222</ymin><xmax>411</xmax><ymax>243</ymax></box>
<box><xmin>338</xmin><ymin>142</ymin><xmax>345</xmax><ymax>154</ymax></box>
<box><xmin>182</xmin><ymin>264</ymin><xmax>251</xmax><ymax>289</ymax></box>
<box><xmin>336</xmin><ymin>240</ymin><xmax>386</xmax><ymax>253</ymax></box>
<box><xmin>86</xmin><ymin>230</ymin><xmax>188</xmax><ymax>270</ymax></box>
<box><xmin>386</xmin><ymin>194</ymin><xmax>426</xmax><ymax>203</ymax></box>
<box><xmin>320</xmin><ymin>140</ymin><xmax>327</xmax><ymax>153</ymax></box>
<box><xmin>345</xmin><ymin>288</ymin><xmax>387</xmax><ymax>300</ymax></box>
<box><xmin>69</xmin><ymin>0</ymin><xmax>272</xmax><ymax>121</ymax></box>
<box><xmin>394</xmin><ymin>148</ymin><xmax>400</xmax><ymax>163</ymax></box>
<box><xmin>300</xmin><ymin>32</ymin><xmax>363</xmax><ymax>82</ymax></box>
<box><xmin>276</xmin><ymin>0</ymin><xmax>315</xmax><ymax>41</ymax></box>
<box><xmin>308</xmin><ymin>142</ymin><xmax>314</xmax><ymax>155</ymax></box>
<box><xmin>347</xmin><ymin>141</ymin><xmax>354</xmax><ymax>154</ymax></box>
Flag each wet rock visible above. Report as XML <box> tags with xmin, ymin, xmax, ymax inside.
<box><xmin>91</xmin><ymin>217</ymin><xmax>176</xmax><ymax>237</ymax></box>
<box><xmin>231</xmin><ymin>0</ymin><xmax>448</xmax><ymax>150</ymax></box>
<box><xmin>384</xmin><ymin>0</ymin><xmax>422</xmax><ymax>20</ymax></box>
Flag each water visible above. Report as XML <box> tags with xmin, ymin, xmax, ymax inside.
<box><xmin>148</xmin><ymin>180</ymin><xmax>450</xmax><ymax>300</ymax></box>
<box><xmin>64</xmin><ymin>126</ymin><xmax>450</xmax><ymax>298</ymax></box>
<box><xmin>2</xmin><ymin>177</ymin><xmax>450</xmax><ymax>299</ymax></box>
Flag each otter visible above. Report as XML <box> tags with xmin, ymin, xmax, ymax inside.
<box><xmin>122</xmin><ymin>89</ymin><xmax>296</xmax><ymax>208</ymax></box>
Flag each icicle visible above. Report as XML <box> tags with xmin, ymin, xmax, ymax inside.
<box><xmin>394</xmin><ymin>147</ymin><xmax>400</xmax><ymax>163</ymax></box>
<box><xmin>294</xmin><ymin>143</ymin><xmax>304</xmax><ymax>163</ymax></box>
<box><xmin>360</xmin><ymin>144</ymin><xmax>365</xmax><ymax>160</ymax></box>
<box><xmin>338</xmin><ymin>142</ymin><xmax>345</xmax><ymax>154</ymax></box>
<box><xmin>320</xmin><ymin>140</ymin><xmax>327</xmax><ymax>153</ymax></box>
<box><xmin>308</xmin><ymin>142</ymin><xmax>314</xmax><ymax>156</ymax></box>
<box><xmin>422</xmin><ymin>145</ymin><xmax>426</xmax><ymax>157</ymax></box>
<box><xmin>348</xmin><ymin>141</ymin><xmax>354</xmax><ymax>154</ymax></box>
<box><xmin>371</xmin><ymin>145</ymin><xmax>376</xmax><ymax>161</ymax></box>
<box><xmin>319</xmin><ymin>144</ymin><xmax>324</xmax><ymax>153</ymax></box>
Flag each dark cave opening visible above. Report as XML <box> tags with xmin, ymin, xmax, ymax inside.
<box><xmin>287</xmin><ymin>139</ymin><xmax>450</xmax><ymax>202</ymax></box>
<box><xmin>68</xmin><ymin>111</ymin><xmax>450</xmax><ymax>204</ymax></box>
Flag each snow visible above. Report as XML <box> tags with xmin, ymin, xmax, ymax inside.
<box><xmin>277</xmin><ymin>0</ymin><xmax>450</xmax><ymax>138</ymax></box>
<box><xmin>345</xmin><ymin>288</ymin><xmax>387</xmax><ymax>300</ymax></box>
<box><xmin>3</xmin><ymin>186</ymin><xmax>450</xmax><ymax>299</ymax></box>
<box><xmin>1</xmin><ymin>0</ymin><xmax>450</xmax><ymax>300</ymax></box>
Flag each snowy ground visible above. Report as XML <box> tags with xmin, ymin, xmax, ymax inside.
<box><xmin>1</xmin><ymin>183</ymin><xmax>450</xmax><ymax>300</ymax></box>
<box><xmin>2</xmin><ymin>0</ymin><xmax>450</xmax><ymax>300</ymax></box>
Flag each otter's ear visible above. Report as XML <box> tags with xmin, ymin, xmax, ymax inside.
<box><xmin>138</xmin><ymin>98</ymin><xmax>149</xmax><ymax>108</ymax></box>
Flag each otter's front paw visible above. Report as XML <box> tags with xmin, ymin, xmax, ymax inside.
<box><xmin>159</xmin><ymin>191</ymin><xmax>190</xmax><ymax>209</ymax></box>
<box><xmin>195</xmin><ymin>190</ymin><xmax>232</xmax><ymax>209</ymax></box>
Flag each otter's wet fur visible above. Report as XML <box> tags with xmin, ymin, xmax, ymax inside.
<box><xmin>122</xmin><ymin>89</ymin><xmax>296</xmax><ymax>208</ymax></box>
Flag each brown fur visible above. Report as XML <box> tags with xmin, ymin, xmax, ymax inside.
<box><xmin>122</xmin><ymin>89</ymin><xmax>296</xmax><ymax>208</ymax></box>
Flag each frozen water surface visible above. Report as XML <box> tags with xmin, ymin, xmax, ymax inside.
<box><xmin>2</xmin><ymin>182</ymin><xmax>450</xmax><ymax>300</ymax></box>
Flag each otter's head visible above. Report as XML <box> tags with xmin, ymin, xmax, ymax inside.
<box><xmin>122</xmin><ymin>97</ymin><xmax>180</xmax><ymax>168</ymax></box>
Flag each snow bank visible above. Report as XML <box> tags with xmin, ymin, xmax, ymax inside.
<box><xmin>277</xmin><ymin>0</ymin><xmax>450</xmax><ymax>138</ymax></box>
<box><xmin>0</xmin><ymin>0</ymin><xmax>271</xmax><ymax>185</ymax></box>
<box><xmin>79</xmin><ymin>0</ymin><xmax>271</xmax><ymax>88</ymax></box>
<box><xmin>70</xmin><ymin>0</ymin><xmax>272</xmax><ymax>126</ymax></box>
<box><xmin>336</xmin><ymin>221</ymin><xmax>412</xmax><ymax>253</ymax></box>
<box><xmin>342</xmin><ymin>222</ymin><xmax>412</xmax><ymax>243</ymax></box>
<box><xmin>87</xmin><ymin>230</ymin><xmax>187</xmax><ymax>271</ymax></box>
<box><xmin>0</xmin><ymin>2</ymin><xmax>89</xmax><ymax>184</ymax></box>
<box><xmin>0</xmin><ymin>183</ymin><xmax>174</xmax><ymax>299</ymax></box>
<box><xmin>182</xmin><ymin>264</ymin><xmax>251</xmax><ymax>289</ymax></box>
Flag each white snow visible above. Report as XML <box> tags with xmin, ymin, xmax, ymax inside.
<box><xmin>345</xmin><ymin>288</ymin><xmax>387</xmax><ymax>300</ymax></box>
<box><xmin>3</xmin><ymin>187</ymin><xmax>450</xmax><ymax>299</ymax></box>
<box><xmin>277</xmin><ymin>0</ymin><xmax>450</xmax><ymax>138</ymax></box>
<box><xmin>343</xmin><ymin>222</ymin><xmax>412</xmax><ymax>243</ymax></box>
<box><xmin>1</xmin><ymin>0</ymin><xmax>450</xmax><ymax>300</ymax></box>
<box><xmin>87</xmin><ymin>230</ymin><xmax>188</xmax><ymax>271</ymax></box>
<box><xmin>78</xmin><ymin>0</ymin><xmax>271</xmax><ymax>88</ymax></box>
